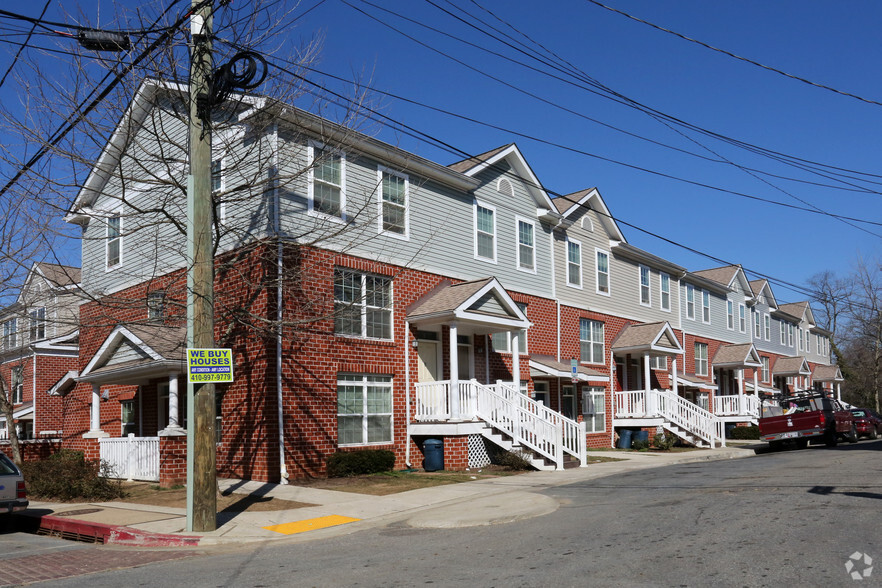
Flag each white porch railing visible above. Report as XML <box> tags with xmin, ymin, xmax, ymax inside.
<box><xmin>413</xmin><ymin>379</ymin><xmax>586</xmax><ymax>468</ymax></box>
<box><xmin>99</xmin><ymin>435</ymin><xmax>160</xmax><ymax>482</ymax></box>
<box><xmin>713</xmin><ymin>394</ymin><xmax>760</xmax><ymax>418</ymax></box>
<box><xmin>615</xmin><ymin>389</ymin><xmax>720</xmax><ymax>447</ymax></box>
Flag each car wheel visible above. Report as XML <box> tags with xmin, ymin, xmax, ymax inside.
<box><xmin>849</xmin><ymin>424</ymin><xmax>859</xmax><ymax>444</ymax></box>
<box><xmin>871</xmin><ymin>428</ymin><xmax>878</xmax><ymax>440</ymax></box>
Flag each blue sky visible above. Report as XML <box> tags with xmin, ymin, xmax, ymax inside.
<box><xmin>3</xmin><ymin>1</ymin><xmax>881</xmax><ymax>304</ymax></box>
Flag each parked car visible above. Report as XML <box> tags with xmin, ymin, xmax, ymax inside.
<box><xmin>0</xmin><ymin>452</ymin><xmax>28</xmax><ymax>524</ymax></box>
<box><xmin>759</xmin><ymin>390</ymin><xmax>857</xmax><ymax>449</ymax></box>
<box><xmin>850</xmin><ymin>409</ymin><xmax>882</xmax><ymax>440</ymax></box>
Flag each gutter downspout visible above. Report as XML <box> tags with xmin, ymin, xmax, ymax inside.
<box><xmin>405</xmin><ymin>320</ymin><xmax>412</xmax><ymax>467</ymax></box>
<box><xmin>272</xmin><ymin>124</ymin><xmax>288</xmax><ymax>484</ymax></box>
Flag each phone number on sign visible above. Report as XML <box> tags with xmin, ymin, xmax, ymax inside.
<box><xmin>190</xmin><ymin>373</ymin><xmax>232</xmax><ymax>382</ymax></box>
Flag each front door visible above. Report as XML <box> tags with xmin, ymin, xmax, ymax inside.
<box><xmin>418</xmin><ymin>340</ymin><xmax>439</xmax><ymax>383</ymax></box>
<box><xmin>418</xmin><ymin>339</ymin><xmax>444</xmax><ymax>418</ymax></box>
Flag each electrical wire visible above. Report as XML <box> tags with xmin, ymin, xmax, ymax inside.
<box><xmin>584</xmin><ymin>0</ymin><xmax>882</xmax><ymax>109</ymax></box>
<box><xmin>0</xmin><ymin>0</ymin><xmax>52</xmax><ymax>90</ymax></box>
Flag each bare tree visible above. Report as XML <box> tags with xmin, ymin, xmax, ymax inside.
<box><xmin>808</xmin><ymin>269</ymin><xmax>851</xmax><ymax>372</ymax></box>
<box><xmin>840</xmin><ymin>257</ymin><xmax>882</xmax><ymax>411</ymax></box>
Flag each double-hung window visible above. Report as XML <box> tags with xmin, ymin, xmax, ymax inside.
<box><xmin>761</xmin><ymin>356</ymin><xmax>770</xmax><ymax>383</ymax></box>
<box><xmin>337</xmin><ymin>374</ymin><xmax>393</xmax><ymax>445</ymax></box>
<box><xmin>583</xmin><ymin>387</ymin><xmax>606</xmax><ymax>433</ymax></box>
<box><xmin>806</xmin><ymin>333</ymin><xmax>812</xmax><ymax>354</ymax></box>
<box><xmin>334</xmin><ymin>269</ymin><xmax>392</xmax><ymax>340</ymax></box>
<box><xmin>788</xmin><ymin>324</ymin><xmax>794</xmax><ymax>347</ymax></box>
<box><xmin>686</xmin><ymin>284</ymin><xmax>695</xmax><ymax>319</ymax></box>
<box><xmin>596</xmin><ymin>250</ymin><xmax>610</xmax><ymax>295</ymax></box>
<box><xmin>379</xmin><ymin>168</ymin><xmax>408</xmax><ymax>236</ymax></box>
<box><xmin>739</xmin><ymin>304</ymin><xmax>746</xmax><ymax>333</ymax></box>
<box><xmin>3</xmin><ymin>319</ymin><xmax>16</xmax><ymax>350</ymax></box>
<box><xmin>764</xmin><ymin>314</ymin><xmax>771</xmax><ymax>340</ymax></box>
<box><xmin>701</xmin><ymin>291</ymin><xmax>711</xmax><ymax>323</ymax></box>
<box><xmin>474</xmin><ymin>203</ymin><xmax>496</xmax><ymax>261</ymax></box>
<box><xmin>147</xmin><ymin>291</ymin><xmax>166</xmax><ymax>321</ymax></box>
<box><xmin>212</xmin><ymin>158</ymin><xmax>226</xmax><ymax>223</ymax></box>
<box><xmin>121</xmin><ymin>400</ymin><xmax>136</xmax><ymax>436</ymax></box>
<box><xmin>798</xmin><ymin>328</ymin><xmax>804</xmax><ymax>351</ymax></box>
<box><xmin>580</xmin><ymin>318</ymin><xmax>604</xmax><ymax>364</ymax></box>
<box><xmin>639</xmin><ymin>265</ymin><xmax>651</xmax><ymax>306</ymax></box>
<box><xmin>566</xmin><ymin>238</ymin><xmax>581</xmax><ymax>287</ymax></box>
<box><xmin>695</xmin><ymin>342</ymin><xmax>708</xmax><ymax>376</ymax></box>
<box><xmin>492</xmin><ymin>302</ymin><xmax>528</xmax><ymax>354</ymax></box>
<box><xmin>727</xmin><ymin>300</ymin><xmax>734</xmax><ymax>330</ymax></box>
<box><xmin>779</xmin><ymin>321</ymin><xmax>786</xmax><ymax>345</ymax></box>
<box><xmin>310</xmin><ymin>145</ymin><xmax>345</xmax><ymax>219</ymax></box>
<box><xmin>660</xmin><ymin>273</ymin><xmax>670</xmax><ymax>311</ymax></box>
<box><xmin>106</xmin><ymin>213</ymin><xmax>121</xmax><ymax>269</ymax></box>
<box><xmin>11</xmin><ymin>367</ymin><xmax>23</xmax><ymax>404</ymax></box>
<box><xmin>516</xmin><ymin>218</ymin><xmax>535</xmax><ymax>271</ymax></box>
<box><xmin>29</xmin><ymin>307</ymin><xmax>45</xmax><ymax>341</ymax></box>
<box><xmin>754</xmin><ymin>310</ymin><xmax>761</xmax><ymax>338</ymax></box>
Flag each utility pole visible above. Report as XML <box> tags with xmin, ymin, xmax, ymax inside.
<box><xmin>186</xmin><ymin>0</ymin><xmax>217</xmax><ymax>532</ymax></box>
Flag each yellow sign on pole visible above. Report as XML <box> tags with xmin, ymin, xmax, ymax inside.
<box><xmin>186</xmin><ymin>348</ymin><xmax>234</xmax><ymax>383</ymax></box>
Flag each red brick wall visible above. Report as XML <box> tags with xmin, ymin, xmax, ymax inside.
<box><xmin>159</xmin><ymin>435</ymin><xmax>187</xmax><ymax>487</ymax></box>
<box><xmin>0</xmin><ymin>440</ymin><xmax>60</xmax><ymax>462</ymax></box>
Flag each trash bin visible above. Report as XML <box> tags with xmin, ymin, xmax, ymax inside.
<box><xmin>633</xmin><ymin>430</ymin><xmax>650</xmax><ymax>445</ymax></box>
<box><xmin>617</xmin><ymin>429</ymin><xmax>633</xmax><ymax>449</ymax></box>
<box><xmin>423</xmin><ymin>438</ymin><xmax>444</xmax><ymax>472</ymax></box>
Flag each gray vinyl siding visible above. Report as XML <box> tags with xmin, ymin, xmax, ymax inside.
<box><xmin>276</xmin><ymin>137</ymin><xmax>554</xmax><ymax>298</ymax></box>
<box><xmin>679</xmin><ymin>281</ymin><xmax>739</xmax><ymax>342</ymax></box>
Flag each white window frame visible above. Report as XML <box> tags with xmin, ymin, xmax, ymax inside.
<box><xmin>695</xmin><ymin>342</ymin><xmax>708</xmax><ymax>377</ymax></box>
<box><xmin>3</xmin><ymin>318</ymin><xmax>16</xmax><ymax>350</ymax></box>
<box><xmin>474</xmin><ymin>202</ymin><xmax>497</xmax><ymax>263</ymax></box>
<box><xmin>377</xmin><ymin>166</ymin><xmax>409</xmax><ymax>239</ymax></box>
<box><xmin>650</xmin><ymin>355</ymin><xmax>667</xmax><ymax>370</ymax></box>
<box><xmin>334</xmin><ymin>269</ymin><xmax>393</xmax><ymax>340</ymax></box>
<box><xmin>336</xmin><ymin>374</ymin><xmax>393</xmax><ymax>446</ymax></box>
<box><xmin>583</xmin><ymin>386</ymin><xmax>606</xmax><ymax>433</ymax></box>
<box><xmin>307</xmin><ymin>142</ymin><xmax>346</xmax><ymax>222</ymax></box>
<box><xmin>727</xmin><ymin>300</ymin><xmax>734</xmax><ymax>330</ymax></box>
<box><xmin>639</xmin><ymin>265</ymin><xmax>651</xmax><ymax>307</ymax></box>
<box><xmin>806</xmin><ymin>332</ymin><xmax>812</xmax><ymax>354</ymax></box>
<box><xmin>686</xmin><ymin>284</ymin><xmax>695</xmax><ymax>320</ymax></box>
<box><xmin>515</xmin><ymin>216</ymin><xmax>536</xmax><ymax>273</ymax></box>
<box><xmin>660</xmin><ymin>272</ymin><xmax>671</xmax><ymax>312</ymax></box>
<box><xmin>29</xmin><ymin>307</ymin><xmax>45</xmax><ymax>341</ymax></box>
<box><xmin>212</xmin><ymin>157</ymin><xmax>226</xmax><ymax>224</ymax></box>
<box><xmin>595</xmin><ymin>249</ymin><xmax>610</xmax><ymax>296</ymax></box>
<box><xmin>788</xmin><ymin>323</ymin><xmax>794</xmax><ymax>347</ymax></box>
<box><xmin>121</xmin><ymin>400</ymin><xmax>136</xmax><ymax>436</ymax></box>
<box><xmin>761</xmin><ymin>356</ymin><xmax>770</xmax><ymax>383</ymax></box>
<box><xmin>764</xmin><ymin>314</ymin><xmax>771</xmax><ymax>341</ymax></box>
<box><xmin>106</xmin><ymin>212</ymin><xmax>122</xmax><ymax>270</ymax></box>
<box><xmin>566</xmin><ymin>237</ymin><xmax>582</xmax><ymax>288</ymax></box>
<box><xmin>754</xmin><ymin>309</ymin><xmax>761</xmax><ymax>338</ymax></box>
<box><xmin>739</xmin><ymin>304</ymin><xmax>746</xmax><ymax>333</ymax></box>
<box><xmin>779</xmin><ymin>321</ymin><xmax>786</xmax><ymax>345</ymax></box>
<box><xmin>11</xmin><ymin>366</ymin><xmax>23</xmax><ymax>404</ymax></box>
<box><xmin>580</xmin><ymin>318</ymin><xmax>605</xmax><ymax>364</ymax></box>
<box><xmin>492</xmin><ymin>302</ymin><xmax>528</xmax><ymax>354</ymax></box>
<box><xmin>701</xmin><ymin>290</ymin><xmax>711</xmax><ymax>324</ymax></box>
<box><xmin>798</xmin><ymin>328</ymin><xmax>804</xmax><ymax>352</ymax></box>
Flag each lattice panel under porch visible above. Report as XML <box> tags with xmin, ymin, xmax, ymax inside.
<box><xmin>468</xmin><ymin>433</ymin><xmax>491</xmax><ymax>468</ymax></box>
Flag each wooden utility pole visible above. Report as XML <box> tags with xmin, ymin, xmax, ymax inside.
<box><xmin>186</xmin><ymin>0</ymin><xmax>217</xmax><ymax>533</ymax></box>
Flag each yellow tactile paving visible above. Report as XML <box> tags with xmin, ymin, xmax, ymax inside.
<box><xmin>263</xmin><ymin>515</ymin><xmax>361</xmax><ymax>535</ymax></box>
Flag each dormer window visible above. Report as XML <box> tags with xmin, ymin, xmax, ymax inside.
<box><xmin>29</xmin><ymin>307</ymin><xmax>45</xmax><ymax>341</ymax></box>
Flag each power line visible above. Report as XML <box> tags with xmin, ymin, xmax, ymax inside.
<box><xmin>0</xmin><ymin>0</ymin><xmax>52</xmax><ymax>90</ymax></box>
<box><xmin>584</xmin><ymin>0</ymin><xmax>882</xmax><ymax>108</ymax></box>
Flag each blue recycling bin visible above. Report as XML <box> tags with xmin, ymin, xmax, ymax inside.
<box><xmin>633</xmin><ymin>430</ymin><xmax>650</xmax><ymax>445</ymax></box>
<box><xmin>617</xmin><ymin>429</ymin><xmax>633</xmax><ymax>449</ymax></box>
<box><xmin>423</xmin><ymin>438</ymin><xmax>444</xmax><ymax>472</ymax></box>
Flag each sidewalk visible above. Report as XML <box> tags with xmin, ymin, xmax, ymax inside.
<box><xmin>15</xmin><ymin>444</ymin><xmax>759</xmax><ymax>548</ymax></box>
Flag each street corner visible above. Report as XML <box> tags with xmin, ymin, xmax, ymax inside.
<box><xmin>405</xmin><ymin>491</ymin><xmax>559</xmax><ymax>529</ymax></box>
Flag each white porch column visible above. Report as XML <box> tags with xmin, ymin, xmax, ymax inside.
<box><xmin>83</xmin><ymin>383</ymin><xmax>108</xmax><ymax>438</ymax></box>
<box><xmin>160</xmin><ymin>373</ymin><xmax>186</xmax><ymax>436</ymax></box>
<box><xmin>737</xmin><ymin>369</ymin><xmax>744</xmax><ymax>415</ymax></box>
<box><xmin>643</xmin><ymin>352</ymin><xmax>653</xmax><ymax>416</ymax></box>
<box><xmin>91</xmin><ymin>383</ymin><xmax>101</xmax><ymax>431</ymax></box>
<box><xmin>449</xmin><ymin>322</ymin><xmax>460</xmax><ymax>420</ymax></box>
<box><xmin>672</xmin><ymin>358</ymin><xmax>679</xmax><ymax>396</ymax></box>
<box><xmin>837</xmin><ymin>382</ymin><xmax>842</xmax><ymax>403</ymax></box>
<box><xmin>511</xmin><ymin>330</ymin><xmax>521</xmax><ymax>389</ymax></box>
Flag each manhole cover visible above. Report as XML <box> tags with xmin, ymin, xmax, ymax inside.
<box><xmin>54</xmin><ymin>508</ymin><xmax>103</xmax><ymax>517</ymax></box>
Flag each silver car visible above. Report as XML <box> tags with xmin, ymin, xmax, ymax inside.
<box><xmin>0</xmin><ymin>452</ymin><xmax>27</xmax><ymax>519</ymax></box>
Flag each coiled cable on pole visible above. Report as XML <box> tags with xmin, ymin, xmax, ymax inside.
<box><xmin>197</xmin><ymin>50</ymin><xmax>268</xmax><ymax>124</ymax></box>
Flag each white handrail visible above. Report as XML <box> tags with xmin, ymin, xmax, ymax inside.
<box><xmin>656</xmin><ymin>389</ymin><xmax>718</xmax><ymax>446</ymax></box>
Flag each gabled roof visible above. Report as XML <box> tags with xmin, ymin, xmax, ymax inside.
<box><xmin>15</xmin><ymin>262</ymin><xmax>81</xmax><ymax>306</ymax></box>
<box><xmin>812</xmin><ymin>364</ymin><xmax>844</xmax><ymax>382</ymax></box>
<box><xmin>777</xmin><ymin>301</ymin><xmax>815</xmax><ymax>326</ymax></box>
<box><xmin>772</xmin><ymin>356</ymin><xmax>811</xmax><ymax>377</ymax></box>
<box><xmin>611</xmin><ymin>322</ymin><xmax>684</xmax><ymax>356</ymax></box>
<box><xmin>68</xmin><ymin>79</ymin><xmax>481</xmax><ymax>221</ymax></box>
<box><xmin>529</xmin><ymin>355</ymin><xmax>609</xmax><ymax>383</ymax></box>
<box><xmin>78</xmin><ymin>323</ymin><xmax>186</xmax><ymax>385</ymax></box>
<box><xmin>449</xmin><ymin>143</ymin><xmax>556</xmax><ymax>213</ymax></box>
<box><xmin>406</xmin><ymin>278</ymin><xmax>530</xmax><ymax>334</ymax></box>
<box><xmin>552</xmin><ymin>188</ymin><xmax>626</xmax><ymax>243</ymax></box>
<box><xmin>712</xmin><ymin>343</ymin><xmax>762</xmax><ymax>368</ymax></box>
<box><xmin>48</xmin><ymin>370</ymin><xmax>79</xmax><ymax>397</ymax></box>
<box><xmin>749</xmin><ymin>279</ymin><xmax>778</xmax><ymax>309</ymax></box>
<box><xmin>691</xmin><ymin>265</ymin><xmax>753</xmax><ymax>297</ymax></box>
